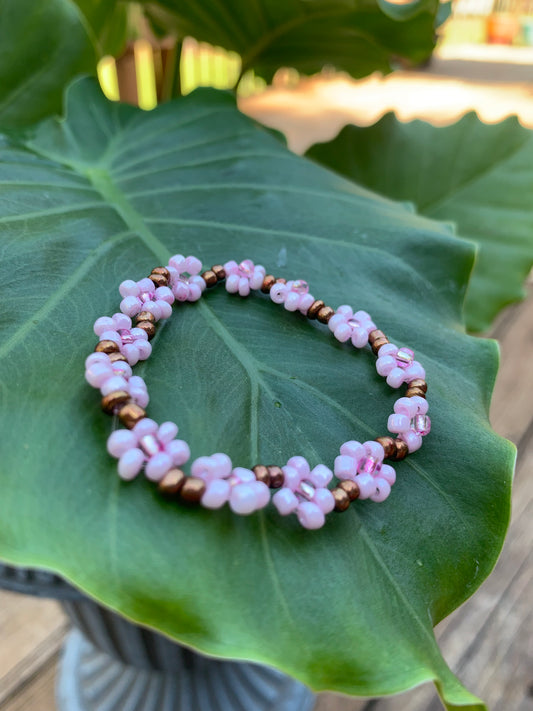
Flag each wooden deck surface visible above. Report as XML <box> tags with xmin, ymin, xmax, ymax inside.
<box><xmin>2</xmin><ymin>51</ymin><xmax>533</xmax><ymax>711</ymax></box>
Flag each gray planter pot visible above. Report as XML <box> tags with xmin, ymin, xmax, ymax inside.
<box><xmin>0</xmin><ymin>564</ymin><xmax>315</xmax><ymax>711</ymax></box>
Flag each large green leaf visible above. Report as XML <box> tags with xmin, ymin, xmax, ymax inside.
<box><xmin>0</xmin><ymin>0</ymin><xmax>127</xmax><ymax>129</ymax></box>
<box><xmin>305</xmin><ymin>114</ymin><xmax>533</xmax><ymax>332</ymax></box>
<box><xmin>144</xmin><ymin>0</ymin><xmax>439</xmax><ymax>82</ymax></box>
<box><xmin>0</xmin><ymin>79</ymin><xmax>514</xmax><ymax>710</ymax></box>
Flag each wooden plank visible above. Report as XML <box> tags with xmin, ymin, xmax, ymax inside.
<box><xmin>0</xmin><ymin>591</ymin><xmax>67</xmax><ymax>705</ymax></box>
<box><xmin>2</xmin><ymin>653</ymin><xmax>57</xmax><ymax>711</ymax></box>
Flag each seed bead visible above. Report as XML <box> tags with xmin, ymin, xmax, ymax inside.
<box><xmin>211</xmin><ymin>265</ymin><xmax>226</xmax><ymax>281</ymax></box>
<box><xmin>180</xmin><ymin>477</ymin><xmax>206</xmax><ymax>503</ymax></box>
<box><xmin>332</xmin><ymin>488</ymin><xmax>350</xmax><ymax>511</ymax></box>
<box><xmin>118</xmin><ymin>403</ymin><xmax>146</xmax><ymax>428</ymax></box>
<box><xmin>101</xmin><ymin>390</ymin><xmax>131</xmax><ymax>414</ymax></box>
<box><xmin>135</xmin><ymin>321</ymin><xmax>156</xmax><ymax>340</ymax></box>
<box><xmin>151</xmin><ymin>266</ymin><xmax>170</xmax><ymax>280</ymax></box>
<box><xmin>158</xmin><ymin>468</ymin><xmax>186</xmax><ymax>496</ymax></box>
<box><xmin>95</xmin><ymin>339</ymin><xmax>120</xmax><ymax>354</ymax></box>
<box><xmin>375</xmin><ymin>436</ymin><xmax>397</xmax><ymax>459</ymax></box>
<box><xmin>409</xmin><ymin>379</ymin><xmax>427</xmax><ymax>393</ymax></box>
<box><xmin>253</xmin><ymin>464</ymin><xmax>270</xmax><ymax>486</ymax></box>
<box><xmin>267</xmin><ymin>465</ymin><xmax>284</xmax><ymax>488</ymax></box>
<box><xmin>317</xmin><ymin>306</ymin><xmax>334</xmax><ymax>324</ymax></box>
<box><xmin>390</xmin><ymin>439</ymin><xmax>408</xmax><ymax>461</ymax></box>
<box><xmin>338</xmin><ymin>479</ymin><xmax>360</xmax><ymax>501</ymax></box>
<box><xmin>108</xmin><ymin>352</ymin><xmax>128</xmax><ymax>364</ymax></box>
<box><xmin>261</xmin><ymin>275</ymin><xmax>276</xmax><ymax>293</ymax></box>
<box><xmin>406</xmin><ymin>387</ymin><xmax>426</xmax><ymax>399</ymax></box>
<box><xmin>149</xmin><ymin>273</ymin><xmax>168</xmax><ymax>288</ymax></box>
<box><xmin>201</xmin><ymin>270</ymin><xmax>217</xmax><ymax>287</ymax></box>
<box><xmin>307</xmin><ymin>300</ymin><xmax>325</xmax><ymax>319</ymax></box>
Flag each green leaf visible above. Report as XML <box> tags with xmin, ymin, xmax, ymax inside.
<box><xmin>0</xmin><ymin>0</ymin><xmax>126</xmax><ymax>129</ymax></box>
<box><xmin>0</xmin><ymin>79</ymin><xmax>514</xmax><ymax>710</ymax></box>
<box><xmin>144</xmin><ymin>0</ymin><xmax>439</xmax><ymax>81</ymax></box>
<box><xmin>305</xmin><ymin>114</ymin><xmax>533</xmax><ymax>332</ymax></box>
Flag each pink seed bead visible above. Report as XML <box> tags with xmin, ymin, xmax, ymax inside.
<box><xmin>376</xmin><ymin>355</ymin><xmax>397</xmax><ymax>377</ymax></box>
<box><xmin>252</xmin><ymin>481</ymin><xmax>271</xmax><ymax>509</ymax></box>
<box><xmin>211</xmin><ymin>452</ymin><xmax>232</xmax><ymax>477</ymax></box>
<box><xmin>85</xmin><ymin>362</ymin><xmax>113</xmax><ymax>388</ymax></box>
<box><xmin>187</xmin><ymin>283</ymin><xmax>203</xmax><ymax>301</ymax></box>
<box><xmin>333</xmin><ymin>323</ymin><xmax>352</xmax><ymax>343</ymax></box>
<box><xmin>99</xmin><ymin>330</ymin><xmax>121</xmax><ymax>345</ymax></box>
<box><xmin>122</xmin><ymin>344</ymin><xmax>139</xmax><ymax>366</ymax></box>
<box><xmin>136</xmin><ymin>340</ymin><xmax>152</xmax><ymax>360</ymax></box>
<box><xmin>405</xmin><ymin>362</ymin><xmax>426</xmax><ymax>382</ymax></box>
<box><xmin>238</xmin><ymin>259</ymin><xmax>254</xmax><ymax>277</ymax></box>
<box><xmin>396</xmin><ymin>347</ymin><xmax>414</xmax><ymax>369</ymax></box>
<box><xmin>225</xmin><ymin>274</ymin><xmax>240</xmax><ymax>293</ymax></box>
<box><xmin>157</xmin><ymin>301</ymin><xmax>173</xmax><ymax>319</ymax></box>
<box><xmin>145</xmin><ymin>452</ymin><xmax>173</xmax><ymax>481</ymax></box>
<box><xmin>165</xmin><ymin>439</ymin><xmax>190</xmax><ymax>465</ymax></box>
<box><xmin>111</xmin><ymin>361</ymin><xmax>132</xmax><ymax>378</ymax></box>
<box><xmin>118</xmin><ymin>448</ymin><xmax>145</xmax><ymax>480</ymax></box>
<box><xmin>120</xmin><ymin>295</ymin><xmax>141</xmax><ymax>317</ymax></box>
<box><xmin>185</xmin><ymin>256</ymin><xmax>202</xmax><ymax>275</ymax></box>
<box><xmin>229</xmin><ymin>484</ymin><xmax>257</xmax><ymax>514</ymax></box>
<box><xmin>85</xmin><ymin>352</ymin><xmax>110</xmax><ymax>368</ymax></box>
<box><xmin>296</xmin><ymin>480</ymin><xmax>316</xmax><ymax>502</ymax></box>
<box><xmin>350</xmin><ymin>328</ymin><xmax>368</xmax><ymax>349</ymax></box>
<box><xmin>138</xmin><ymin>277</ymin><xmax>154</xmax><ymax>293</ymax></box>
<box><xmin>357</xmin><ymin>456</ymin><xmax>379</xmax><ymax>476</ymax></box>
<box><xmin>155</xmin><ymin>286</ymin><xmax>174</xmax><ymax>304</ymax></box>
<box><xmin>386</xmin><ymin>368</ymin><xmax>406</xmax><ymax>388</ymax></box>
<box><xmin>314</xmin><ymin>488</ymin><xmax>335</xmax><ymax>514</ymax></box>
<box><xmin>107</xmin><ymin>429</ymin><xmax>137</xmax><ymax>457</ymax></box>
<box><xmin>309</xmin><ymin>464</ymin><xmax>332</xmax><ymax>488</ymax></box>
<box><xmin>340</xmin><ymin>441</ymin><xmax>365</xmax><ymax>460</ymax></box>
<box><xmin>334</xmin><ymin>455</ymin><xmax>357</xmax><ymax>479</ymax></box>
<box><xmin>250</xmin><ymin>268</ymin><xmax>265</xmax><ymax>290</ymax></box>
<box><xmin>142</xmin><ymin>301</ymin><xmax>161</xmax><ymax>319</ymax></box>
<box><xmin>328</xmin><ymin>313</ymin><xmax>345</xmax><ymax>332</ymax></box>
<box><xmin>202</xmin><ymin>479</ymin><xmax>231</xmax><ymax>509</ymax></box>
<box><xmin>139</xmin><ymin>434</ymin><xmax>160</xmax><ymax>457</ymax></box>
<box><xmin>297</xmin><ymin>502</ymin><xmax>325</xmax><ymax>530</ymax></box>
<box><xmin>387</xmin><ymin>413</ymin><xmax>411</xmax><ymax>434</ymax></box>
<box><xmin>133</xmin><ymin>418</ymin><xmax>158</xmax><ymax>437</ymax></box>
<box><xmin>273</xmin><ymin>488</ymin><xmax>298</xmax><ymax>515</ymax></box>
<box><xmin>232</xmin><ymin>467</ymin><xmax>255</xmax><ymax>484</ymax></box>
<box><xmin>169</xmin><ymin>254</ymin><xmax>186</xmax><ymax>271</ymax></box>
<box><xmin>410</xmin><ymin>396</ymin><xmax>429</xmax><ymax>415</ymax></box>
<box><xmin>380</xmin><ymin>464</ymin><xmax>396</xmax><ymax>486</ymax></box>
<box><xmin>284</xmin><ymin>292</ymin><xmax>301</xmax><ymax>311</ymax></box>
<box><xmin>94</xmin><ymin>316</ymin><xmax>115</xmax><ymax>335</ymax></box>
<box><xmin>291</xmin><ymin>280</ymin><xmax>309</xmax><ymax>295</ymax></box>
<box><xmin>158</xmin><ymin>421</ymin><xmax>179</xmax><ymax>443</ymax></box>
<box><xmin>411</xmin><ymin>414</ymin><xmax>431</xmax><ymax>436</ymax></box>
<box><xmin>119</xmin><ymin>280</ymin><xmax>138</xmax><ymax>297</ymax></box>
<box><xmin>370</xmin><ymin>478</ymin><xmax>391</xmax><ymax>503</ymax></box>
<box><xmin>238</xmin><ymin>278</ymin><xmax>250</xmax><ymax>297</ymax></box>
<box><xmin>364</xmin><ymin>441</ymin><xmax>384</xmax><ymax>460</ymax></box>
<box><xmin>400</xmin><ymin>431</ymin><xmax>423</xmax><ymax>453</ymax></box>
<box><xmin>379</xmin><ymin>343</ymin><xmax>398</xmax><ymax>357</ymax></box>
<box><xmin>191</xmin><ymin>456</ymin><xmax>217</xmax><ymax>481</ymax></box>
<box><xmin>298</xmin><ymin>293</ymin><xmax>315</xmax><ymax>313</ymax></box>
<box><xmin>353</xmin><ymin>473</ymin><xmax>377</xmax><ymax>499</ymax></box>
<box><xmin>286</xmin><ymin>456</ymin><xmax>310</xmax><ymax>477</ymax></box>
<box><xmin>394</xmin><ymin>397</ymin><xmax>418</xmax><ymax>418</ymax></box>
<box><xmin>270</xmin><ymin>283</ymin><xmax>287</xmax><ymax>303</ymax></box>
<box><xmin>101</xmin><ymin>375</ymin><xmax>129</xmax><ymax>396</ymax></box>
<box><xmin>112</xmin><ymin>313</ymin><xmax>132</xmax><ymax>330</ymax></box>
<box><xmin>336</xmin><ymin>305</ymin><xmax>352</xmax><ymax>316</ymax></box>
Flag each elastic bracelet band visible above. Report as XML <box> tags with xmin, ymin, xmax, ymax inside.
<box><xmin>85</xmin><ymin>256</ymin><xmax>431</xmax><ymax>530</ymax></box>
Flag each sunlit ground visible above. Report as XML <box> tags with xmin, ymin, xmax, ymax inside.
<box><xmin>240</xmin><ymin>44</ymin><xmax>533</xmax><ymax>153</ymax></box>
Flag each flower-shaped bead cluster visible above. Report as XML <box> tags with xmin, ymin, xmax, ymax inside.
<box><xmin>334</xmin><ymin>440</ymin><xmax>396</xmax><ymax>503</ymax></box>
<box><xmin>192</xmin><ymin>454</ymin><xmax>270</xmax><ymax>514</ymax></box>
<box><xmin>269</xmin><ymin>279</ymin><xmax>315</xmax><ymax>314</ymax></box>
<box><xmin>107</xmin><ymin>419</ymin><xmax>190</xmax><ymax>481</ymax></box>
<box><xmin>119</xmin><ymin>278</ymin><xmax>174</xmax><ymax>320</ymax></box>
<box><xmin>85</xmin><ymin>352</ymin><xmax>149</xmax><ymax>407</ymax></box>
<box><xmin>167</xmin><ymin>254</ymin><xmax>206</xmax><ymax>302</ymax></box>
<box><xmin>387</xmin><ymin>396</ymin><xmax>431</xmax><ymax>453</ymax></box>
<box><xmin>328</xmin><ymin>306</ymin><xmax>376</xmax><ymax>348</ymax></box>
<box><xmin>376</xmin><ymin>343</ymin><xmax>426</xmax><ymax>388</ymax></box>
<box><xmin>272</xmin><ymin>456</ymin><xmax>335</xmax><ymax>529</ymax></box>
<box><xmin>224</xmin><ymin>259</ymin><xmax>266</xmax><ymax>297</ymax></box>
<box><xmin>93</xmin><ymin>313</ymin><xmax>152</xmax><ymax>366</ymax></box>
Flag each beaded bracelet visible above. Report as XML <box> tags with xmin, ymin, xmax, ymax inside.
<box><xmin>85</xmin><ymin>256</ymin><xmax>431</xmax><ymax>530</ymax></box>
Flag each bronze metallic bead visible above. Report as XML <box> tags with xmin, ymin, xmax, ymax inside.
<box><xmin>267</xmin><ymin>465</ymin><xmax>284</xmax><ymax>488</ymax></box>
<box><xmin>406</xmin><ymin>387</ymin><xmax>426</xmax><ymax>399</ymax></box>
<box><xmin>101</xmin><ymin>390</ymin><xmax>131</xmax><ymax>414</ymax></box>
<box><xmin>307</xmin><ymin>300</ymin><xmax>324</xmax><ymax>319</ymax></box>
<box><xmin>390</xmin><ymin>439</ymin><xmax>408</xmax><ymax>461</ymax></box>
<box><xmin>332</xmin><ymin>488</ymin><xmax>350</xmax><ymax>512</ymax></box>
<box><xmin>368</xmin><ymin>329</ymin><xmax>386</xmax><ymax>345</ymax></box>
<box><xmin>317</xmin><ymin>305</ymin><xmax>334</xmax><ymax>324</ymax></box>
<box><xmin>95</xmin><ymin>339</ymin><xmax>120</xmax><ymax>354</ymax></box>
<box><xmin>118</xmin><ymin>403</ymin><xmax>146</xmax><ymax>429</ymax></box>
<box><xmin>135</xmin><ymin>310</ymin><xmax>156</xmax><ymax>324</ymax></box>
<box><xmin>180</xmin><ymin>477</ymin><xmax>206</xmax><ymax>503</ymax></box>
<box><xmin>135</xmin><ymin>321</ymin><xmax>156</xmax><ymax>340</ymax></box>
<box><xmin>338</xmin><ymin>479</ymin><xmax>360</xmax><ymax>501</ymax></box>
<box><xmin>158</xmin><ymin>468</ymin><xmax>186</xmax><ymax>496</ymax></box>
<box><xmin>201</xmin><ymin>270</ymin><xmax>217</xmax><ymax>287</ymax></box>
<box><xmin>375</xmin><ymin>436</ymin><xmax>397</xmax><ymax>459</ymax></box>
<box><xmin>108</xmin><ymin>351</ymin><xmax>128</xmax><ymax>364</ymax></box>
<box><xmin>149</xmin><ymin>273</ymin><xmax>168</xmax><ymax>288</ymax></box>
<box><xmin>211</xmin><ymin>264</ymin><xmax>226</xmax><ymax>281</ymax></box>
<box><xmin>261</xmin><ymin>275</ymin><xmax>275</xmax><ymax>293</ymax></box>
<box><xmin>253</xmin><ymin>464</ymin><xmax>270</xmax><ymax>486</ymax></box>
<box><xmin>371</xmin><ymin>337</ymin><xmax>390</xmax><ymax>356</ymax></box>
<box><xmin>409</xmin><ymin>378</ymin><xmax>427</xmax><ymax>393</ymax></box>
<box><xmin>151</xmin><ymin>266</ymin><xmax>170</xmax><ymax>280</ymax></box>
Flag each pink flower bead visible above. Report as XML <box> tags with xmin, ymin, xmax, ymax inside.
<box><xmin>328</xmin><ymin>307</ymin><xmax>376</xmax><ymax>348</ymax></box>
<box><xmin>194</xmin><ymin>456</ymin><xmax>269</xmax><ymax>514</ymax></box>
<box><xmin>107</xmin><ymin>420</ymin><xmax>190</xmax><ymax>482</ymax></box>
<box><xmin>224</xmin><ymin>259</ymin><xmax>266</xmax><ymax>296</ymax></box>
<box><xmin>272</xmin><ymin>457</ymin><xmax>334</xmax><ymax>529</ymax></box>
<box><xmin>94</xmin><ymin>313</ymin><xmax>152</xmax><ymax>366</ymax></box>
<box><xmin>167</xmin><ymin>254</ymin><xmax>205</xmax><ymax>302</ymax></box>
<box><xmin>269</xmin><ymin>280</ymin><xmax>315</xmax><ymax>313</ymax></box>
<box><xmin>119</xmin><ymin>278</ymin><xmax>174</xmax><ymax>320</ymax></box>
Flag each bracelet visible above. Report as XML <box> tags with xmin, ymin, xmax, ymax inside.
<box><xmin>85</xmin><ymin>256</ymin><xmax>431</xmax><ymax>530</ymax></box>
